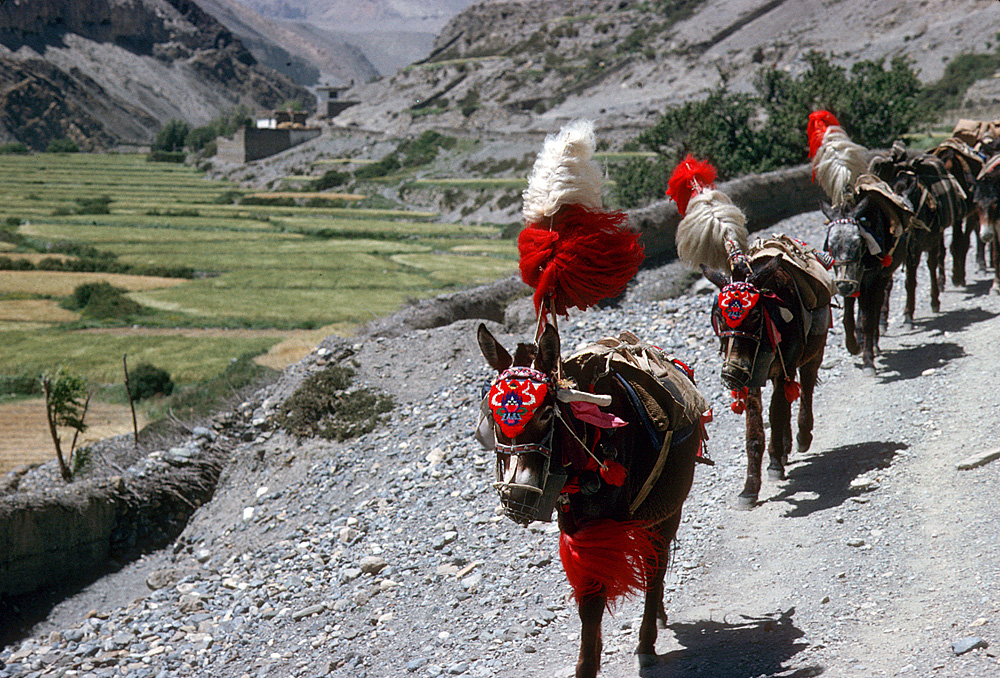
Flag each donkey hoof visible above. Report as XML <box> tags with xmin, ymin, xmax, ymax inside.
<box><xmin>735</xmin><ymin>493</ymin><xmax>758</xmax><ymax>510</ymax></box>
<box><xmin>767</xmin><ymin>465</ymin><xmax>785</xmax><ymax>481</ymax></box>
<box><xmin>637</xmin><ymin>653</ymin><xmax>663</xmax><ymax>669</ymax></box>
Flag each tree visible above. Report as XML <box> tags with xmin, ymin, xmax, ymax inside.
<box><xmin>40</xmin><ymin>370</ymin><xmax>89</xmax><ymax>481</ymax></box>
<box><xmin>153</xmin><ymin>119</ymin><xmax>191</xmax><ymax>153</ymax></box>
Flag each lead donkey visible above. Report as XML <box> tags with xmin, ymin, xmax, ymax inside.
<box><xmin>473</xmin><ymin>120</ymin><xmax>711</xmax><ymax>677</ymax></box>
<box><xmin>477</xmin><ymin>324</ymin><xmax>709</xmax><ymax>677</ymax></box>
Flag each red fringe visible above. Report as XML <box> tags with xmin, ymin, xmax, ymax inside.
<box><xmin>807</xmin><ymin>110</ymin><xmax>841</xmax><ymax>159</ymax></box>
<box><xmin>519</xmin><ymin>205</ymin><xmax>644</xmax><ymax>316</ymax></box>
<box><xmin>784</xmin><ymin>380</ymin><xmax>801</xmax><ymax>403</ymax></box>
<box><xmin>559</xmin><ymin>519</ymin><xmax>660</xmax><ymax>607</ymax></box>
<box><xmin>667</xmin><ymin>154</ymin><xmax>716</xmax><ymax>216</ymax></box>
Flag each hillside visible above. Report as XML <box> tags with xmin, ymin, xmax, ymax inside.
<box><xmin>334</xmin><ymin>0</ymin><xmax>1000</xmax><ymax>137</ymax></box>
<box><xmin>0</xmin><ymin>0</ymin><xmax>313</xmax><ymax>150</ymax></box>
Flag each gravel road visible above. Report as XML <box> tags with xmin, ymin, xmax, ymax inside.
<box><xmin>2</xmin><ymin>210</ymin><xmax>1000</xmax><ymax>678</ymax></box>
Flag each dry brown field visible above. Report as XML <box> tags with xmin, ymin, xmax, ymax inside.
<box><xmin>0</xmin><ymin>399</ymin><xmax>149</xmax><ymax>474</ymax></box>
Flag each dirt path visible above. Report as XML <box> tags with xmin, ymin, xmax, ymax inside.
<box><xmin>593</xmin><ymin>273</ymin><xmax>1000</xmax><ymax>677</ymax></box>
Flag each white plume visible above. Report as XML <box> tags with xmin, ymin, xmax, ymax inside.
<box><xmin>813</xmin><ymin>126</ymin><xmax>867</xmax><ymax>204</ymax></box>
<box><xmin>675</xmin><ymin>189</ymin><xmax>748</xmax><ymax>272</ymax></box>
<box><xmin>522</xmin><ymin>119</ymin><xmax>603</xmax><ymax>223</ymax></box>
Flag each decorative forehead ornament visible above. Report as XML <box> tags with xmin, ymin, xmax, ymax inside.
<box><xmin>488</xmin><ymin>367</ymin><xmax>550</xmax><ymax>438</ymax></box>
<box><xmin>718</xmin><ymin>281</ymin><xmax>760</xmax><ymax>328</ymax></box>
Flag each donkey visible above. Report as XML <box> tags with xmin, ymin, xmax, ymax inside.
<box><xmin>931</xmin><ymin>138</ymin><xmax>986</xmax><ymax>284</ymax></box>
<box><xmin>701</xmin><ymin>239</ymin><xmax>831</xmax><ymax>508</ymax></box>
<box><xmin>869</xmin><ymin>142</ymin><xmax>966</xmax><ymax>323</ymax></box>
<box><xmin>670</xmin><ymin>155</ymin><xmax>832</xmax><ymax>508</ymax></box>
<box><xmin>822</xmin><ymin>177</ymin><xmax>912</xmax><ymax>373</ymax></box>
<box><xmin>974</xmin><ymin>153</ymin><xmax>1000</xmax><ymax>294</ymax></box>
<box><xmin>477</xmin><ymin>323</ymin><xmax>707</xmax><ymax>677</ymax></box>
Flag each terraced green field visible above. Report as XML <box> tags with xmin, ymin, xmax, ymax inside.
<box><xmin>0</xmin><ymin>153</ymin><xmax>518</xmax><ymax>388</ymax></box>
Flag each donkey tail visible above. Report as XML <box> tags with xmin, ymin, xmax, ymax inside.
<box><xmin>675</xmin><ymin>188</ymin><xmax>748</xmax><ymax>272</ymax></box>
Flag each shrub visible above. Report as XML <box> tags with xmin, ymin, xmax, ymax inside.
<box><xmin>276</xmin><ymin>365</ymin><xmax>393</xmax><ymax>441</ymax></box>
<box><xmin>609</xmin><ymin>155</ymin><xmax>671</xmax><ymax>209</ymax></box>
<box><xmin>68</xmin><ymin>281</ymin><xmax>143</xmax><ymax>319</ymax></box>
<box><xmin>147</xmin><ymin>150</ymin><xmax>186</xmax><ymax>163</ymax></box>
<box><xmin>0</xmin><ymin>372</ymin><xmax>43</xmax><ymax>397</ymax></box>
<box><xmin>153</xmin><ymin>119</ymin><xmax>190</xmax><ymax>153</ymax></box>
<box><xmin>312</xmin><ymin>169</ymin><xmax>351</xmax><ymax>191</ymax></box>
<box><xmin>163</xmin><ymin>352</ymin><xmax>275</xmax><ymax>421</ymax></box>
<box><xmin>354</xmin><ymin>153</ymin><xmax>401</xmax><ymax>180</ymax></box>
<box><xmin>0</xmin><ymin>142</ymin><xmax>29</xmax><ymax>154</ymax></box>
<box><xmin>74</xmin><ymin>195</ymin><xmax>112</xmax><ymax>215</ymax></box>
<box><xmin>128</xmin><ymin>363</ymin><xmax>174</xmax><ymax>401</ymax></box>
<box><xmin>46</xmin><ymin>138</ymin><xmax>79</xmax><ymax>153</ymax></box>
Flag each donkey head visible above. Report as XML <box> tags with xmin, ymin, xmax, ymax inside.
<box><xmin>703</xmin><ymin>258</ymin><xmax>785</xmax><ymax>390</ymax></box>
<box><xmin>477</xmin><ymin>323</ymin><xmax>563</xmax><ymax>525</ymax></box>
<box><xmin>822</xmin><ymin>196</ymin><xmax>885</xmax><ymax>296</ymax></box>
<box><xmin>975</xmin><ymin>157</ymin><xmax>1000</xmax><ymax>240</ymax></box>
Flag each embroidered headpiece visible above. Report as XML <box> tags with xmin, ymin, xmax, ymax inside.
<box><xmin>718</xmin><ymin>281</ymin><xmax>760</xmax><ymax>328</ymax></box>
<box><xmin>488</xmin><ymin>367</ymin><xmax>550</xmax><ymax>438</ymax></box>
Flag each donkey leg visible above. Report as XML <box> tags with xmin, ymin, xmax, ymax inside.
<box><xmin>738</xmin><ymin>388</ymin><xmax>765</xmax><ymax>509</ymax></box>
<box><xmin>904</xmin><ymin>255</ymin><xmax>918</xmax><ymax>324</ymax></box>
<box><xmin>843</xmin><ymin>296</ymin><xmax>860</xmax><ymax>355</ymax></box>
<box><xmin>952</xmin><ymin>216</ymin><xmax>971</xmax><ymax>286</ymax></box>
<box><xmin>637</xmin><ymin>513</ymin><xmax>681</xmax><ymax>667</ymax></box>
<box><xmin>860</xmin><ymin>283</ymin><xmax>884</xmax><ymax>374</ymax></box>
<box><xmin>576</xmin><ymin>594</ymin><xmax>605</xmax><ymax>678</ymax></box>
<box><xmin>797</xmin><ymin>356</ymin><xmax>822</xmax><ymax>452</ymax></box>
<box><xmin>766</xmin><ymin>382</ymin><xmax>791</xmax><ymax>480</ymax></box>
<box><xmin>929</xmin><ymin>246</ymin><xmax>941</xmax><ymax>313</ymax></box>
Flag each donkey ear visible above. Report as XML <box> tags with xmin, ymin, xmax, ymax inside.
<box><xmin>535</xmin><ymin>323</ymin><xmax>561</xmax><ymax>376</ymax></box>
<box><xmin>700</xmin><ymin>264</ymin><xmax>729</xmax><ymax>290</ymax></box>
<box><xmin>820</xmin><ymin>201</ymin><xmax>835</xmax><ymax>221</ymax></box>
<box><xmin>478</xmin><ymin>323</ymin><xmax>512</xmax><ymax>373</ymax></box>
<box><xmin>748</xmin><ymin>257</ymin><xmax>782</xmax><ymax>288</ymax></box>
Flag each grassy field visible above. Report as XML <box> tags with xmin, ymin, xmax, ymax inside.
<box><xmin>0</xmin><ymin>152</ymin><xmax>518</xmax><ymax>472</ymax></box>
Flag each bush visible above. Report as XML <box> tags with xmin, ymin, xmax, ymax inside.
<box><xmin>276</xmin><ymin>365</ymin><xmax>393</xmax><ymax>441</ymax></box>
<box><xmin>0</xmin><ymin>372</ymin><xmax>43</xmax><ymax>397</ymax></box>
<box><xmin>162</xmin><ymin>352</ymin><xmax>276</xmax><ymax>421</ymax></box>
<box><xmin>153</xmin><ymin>119</ymin><xmax>190</xmax><ymax>153</ymax></box>
<box><xmin>610</xmin><ymin>155</ymin><xmax>672</xmax><ymax>209</ymax></box>
<box><xmin>0</xmin><ymin>142</ymin><xmax>29</xmax><ymax>154</ymax></box>
<box><xmin>68</xmin><ymin>281</ymin><xmax>143</xmax><ymax>319</ymax></box>
<box><xmin>312</xmin><ymin>169</ymin><xmax>351</xmax><ymax>191</ymax></box>
<box><xmin>354</xmin><ymin>153</ymin><xmax>401</xmax><ymax>180</ymax></box>
<box><xmin>399</xmin><ymin>130</ymin><xmax>457</xmax><ymax>168</ymax></box>
<box><xmin>128</xmin><ymin>363</ymin><xmax>174</xmax><ymax>401</ymax></box>
<box><xmin>46</xmin><ymin>138</ymin><xmax>79</xmax><ymax>153</ymax></box>
<box><xmin>147</xmin><ymin>150</ymin><xmax>186</xmax><ymax>163</ymax></box>
<box><xmin>74</xmin><ymin>195</ymin><xmax>112</xmax><ymax>214</ymax></box>
<box><xmin>635</xmin><ymin>51</ymin><xmax>927</xmax><ymax>180</ymax></box>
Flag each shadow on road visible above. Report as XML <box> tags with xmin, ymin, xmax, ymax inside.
<box><xmin>877</xmin><ymin>341</ymin><xmax>966</xmax><ymax>382</ymax></box>
<box><xmin>910</xmin><ymin>306</ymin><xmax>998</xmax><ymax>335</ymax></box>
<box><xmin>770</xmin><ymin>441</ymin><xmax>905</xmax><ymax>517</ymax></box>
<box><xmin>641</xmin><ymin>607</ymin><xmax>821</xmax><ymax>677</ymax></box>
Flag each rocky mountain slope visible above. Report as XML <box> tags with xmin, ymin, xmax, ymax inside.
<box><xmin>0</xmin><ymin>0</ymin><xmax>313</xmax><ymax>150</ymax></box>
<box><xmin>335</xmin><ymin>0</ymin><xmax>1000</xmax><ymax>137</ymax></box>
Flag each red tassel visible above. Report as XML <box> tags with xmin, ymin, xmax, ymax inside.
<box><xmin>784</xmin><ymin>380</ymin><xmax>802</xmax><ymax>403</ymax></box>
<box><xmin>807</xmin><ymin>110</ymin><xmax>841</xmax><ymax>159</ymax></box>
<box><xmin>881</xmin><ymin>254</ymin><xmax>893</xmax><ymax>268</ymax></box>
<box><xmin>559</xmin><ymin>520</ymin><xmax>660</xmax><ymax>607</ymax></box>
<box><xmin>518</xmin><ymin>205</ymin><xmax>644</xmax><ymax>316</ymax></box>
<box><xmin>600</xmin><ymin>459</ymin><xmax>628</xmax><ymax>486</ymax></box>
<box><xmin>667</xmin><ymin>154</ymin><xmax>717</xmax><ymax>216</ymax></box>
<box><xmin>730</xmin><ymin>387</ymin><xmax>748</xmax><ymax>414</ymax></box>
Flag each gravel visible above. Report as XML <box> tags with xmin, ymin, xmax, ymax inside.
<box><xmin>3</xmin><ymin>210</ymin><xmax>1000</xmax><ymax>678</ymax></box>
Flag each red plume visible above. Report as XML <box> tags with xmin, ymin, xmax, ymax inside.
<box><xmin>667</xmin><ymin>154</ymin><xmax>717</xmax><ymax>216</ymax></box>
<box><xmin>519</xmin><ymin>205</ymin><xmax>644</xmax><ymax>317</ymax></box>
<box><xmin>808</xmin><ymin>110</ymin><xmax>841</xmax><ymax>159</ymax></box>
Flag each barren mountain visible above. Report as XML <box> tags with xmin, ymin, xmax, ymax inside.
<box><xmin>0</xmin><ymin>0</ymin><xmax>313</xmax><ymax>150</ymax></box>
<box><xmin>334</xmin><ymin>0</ymin><xmax>1000</xmax><ymax>137</ymax></box>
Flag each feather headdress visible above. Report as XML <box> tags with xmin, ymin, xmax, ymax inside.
<box><xmin>808</xmin><ymin>110</ymin><xmax>867</xmax><ymax>205</ymax></box>
<box><xmin>518</xmin><ymin>120</ymin><xmax>644</xmax><ymax>323</ymax></box>
<box><xmin>668</xmin><ymin>155</ymin><xmax>748</xmax><ymax>273</ymax></box>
